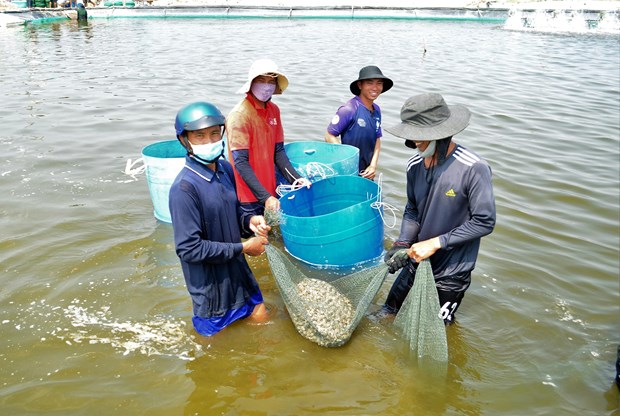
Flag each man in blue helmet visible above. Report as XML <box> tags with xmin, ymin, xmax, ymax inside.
<box><xmin>169</xmin><ymin>101</ymin><xmax>271</xmax><ymax>337</ymax></box>
<box><xmin>383</xmin><ymin>93</ymin><xmax>496</xmax><ymax>325</ymax></box>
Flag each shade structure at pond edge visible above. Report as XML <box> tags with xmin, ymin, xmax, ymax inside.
<box><xmin>278</xmin><ymin>175</ymin><xmax>384</xmax><ymax>268</ymax></box>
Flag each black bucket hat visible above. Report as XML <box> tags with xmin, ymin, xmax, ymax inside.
<box><xmin>385</xmin><ymin>93</ymin><xmax>471</xmax><ymax>142</ymax></box>
<box><xmin>349</xmin><ymin>66</ymin><xmax>393</xmax><ymax>96</ymax></box>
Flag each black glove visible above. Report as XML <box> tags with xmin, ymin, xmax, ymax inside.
<box><xmin>384</xmin><ymin>242</ymin><xmax>410</xmax><ymax>274</ymax></box>
<box><xmin>386</xmin><ymin>249</ymin><xmax>410</xmax><ymax>274</ymax></box>
<box><xmin>384</xmin><ymin>241</ymin><xmax>410</xmax><ymax>263</ymax></box>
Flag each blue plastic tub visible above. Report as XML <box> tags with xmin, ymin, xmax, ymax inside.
<box><xmin>141</xmin><ymin>140</ymin><xmax>186</xmax><ymax>223</ymax></box>
<box><xmin>284</xmin><ymin>141</ymin><xmax>359</xmax><ymax>182</ymax></box>
<box><xmin>279</xmin><ymin>175</ymin><xmax>384</xmax><ymax>268</ymax></box>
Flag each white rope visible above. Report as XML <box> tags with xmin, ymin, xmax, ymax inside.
<box><xmin>276</xmin><ymin>166</ymin><xmax>315</xmax><ymax>197</ymax></box>
<box><xmin>276</xmin><ymin>163</ymin><xmax>337</xmax><ymax>196</ymax></box>
<box><xmin>371</xmin><ymin>173</ymin><xmax>399</xmax><ymax>229</ymax></box>
<box><xmin>123</xmin><ymin>157</ymin><xmax>146</xmax><ymax>179</ymax></box>
<box><xmin>276</xmin><ymin>176</ymin><xmax>310</xmax><ymax>197</ymax></box>
<box><xmin>304</xmin><ymin>162</ymin><xmax>336</xmax><ymax>181</ymax></box>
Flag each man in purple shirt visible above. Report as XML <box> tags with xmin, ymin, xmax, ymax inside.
<box><xmin>325</xmin><ymin>66</ymin><xmax>393</xmax><ymax>180</ymax></box>
<box><xmin>383</xmin><ymin>93</ymin><xmax>496</xmax><ymax>325</ymax></box>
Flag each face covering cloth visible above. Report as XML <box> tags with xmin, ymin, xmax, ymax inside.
<box><xmin>192</xmin><ymin>140</ymin><xmax>224</xmax><ymax>163</ymax></box>
<box><xmin>251</xmin><ymin>82</ymin><xmax>276</xmax><ymax>102</ymax></box>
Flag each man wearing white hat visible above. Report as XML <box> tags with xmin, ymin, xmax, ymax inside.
<box><xmin>383</xmin><ymin>93</ymin><xmax>496</xmax><ymax>325</ymax></box>
<box><xmin>226</xmin><ymin>59</ymin><xmax>310</xmax><ymax>217</ymax></box>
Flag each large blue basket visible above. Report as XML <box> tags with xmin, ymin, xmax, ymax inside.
<box><xmin>284</xmin><ymin>141</ymin><xmax>359</xmax><ymax>182</ymax></box>
<box><xmin>141</xmin><ymin>140</ymin><xmax>186</xmax><ymax>223</ymax></box>
<box><xmin>279</xmin><ymin>175</ymin><xmax>384</xmax><ymax>268</ymax></box>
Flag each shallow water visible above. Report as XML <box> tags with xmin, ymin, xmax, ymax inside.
<box><xmin>0</xmin><ymin>17</ymin><xmax>619</xmax><ymax>415</ymax></box>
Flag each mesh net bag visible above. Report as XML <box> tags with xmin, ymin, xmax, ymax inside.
<box><xmin>265</xmin><ymin>244</ymin><xmax>389</xmax><ymax>347</ymax></box>
<box><xmin>393</xmin><ymin>259</ymin><xmax>448</xmax><ymax>362</ymax></box>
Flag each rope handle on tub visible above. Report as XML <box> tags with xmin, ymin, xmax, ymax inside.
<box><xmin>124</xmin><ymin>157</ymin><xmax>146</xmax><ymax>178</ymax></box>
<box><xmin>371</xmin><ymin>173</ymin><xmax>399</xmax><ymax>229</ymax></box>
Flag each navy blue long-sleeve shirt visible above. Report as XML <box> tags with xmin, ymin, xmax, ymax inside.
<box><xmin>169</xmin><ymin>156</ymin><xmax>261</xmax><ymax>318</ymax></box>
<box><xmin>396</xmin><ymin>144</ymin><xmax>496</xmax><ymax>281</ymax></box>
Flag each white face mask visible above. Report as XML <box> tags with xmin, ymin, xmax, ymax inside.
<box><xmin>418</xmin><ymin>140</ymin><xmax>436</xmax><ymax>158</ymax></box>
<box><xmin>251</xmin><ymin>82</ymin><xmax>276</xmax><ymax>102</ymax></box>
<box><xmin>191</xmin><ymin>139</ymin><xmax>224</xmax><ymax>163</ymax></box>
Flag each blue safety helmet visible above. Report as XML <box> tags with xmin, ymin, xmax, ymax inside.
<box><xmin>174</xmin><ymin>101</ymin><xmax>225</xmax><ymax>139</ymax></box>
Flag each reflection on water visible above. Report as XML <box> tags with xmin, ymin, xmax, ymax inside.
<box><xmin>505</xmin><ymin>9</ymin><xmax>620</xmax><ymax>33</ymax></box>
<box><xmin>0</xmin><ymin>16</ymin><xmax>618</xmax><ymax>416</ymax></box>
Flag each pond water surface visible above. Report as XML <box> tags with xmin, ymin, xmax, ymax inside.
<box><xmin>0</xmin><ymin>17</ymin><xmax>619</xmax><ymax>415</ymax></box>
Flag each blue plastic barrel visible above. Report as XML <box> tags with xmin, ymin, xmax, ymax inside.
<box><xmin>284</xmin><ymin>141</ymin><xmax>359</xmax><ymax>182</ymax></box>
<box><xmin>279</xmin><ymin>175</ymin><xmax>384</xmax><ymax>268</ymax></box>
<box><xmin>141</xmin><ymin>140</ymin><xmax>187</xmax><ymax>223</ymax></box>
